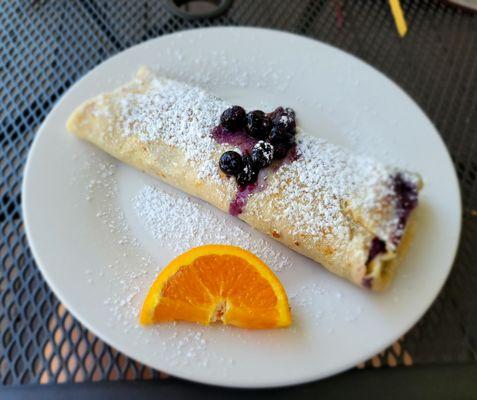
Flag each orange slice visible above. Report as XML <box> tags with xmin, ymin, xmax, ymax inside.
<box><xmin>140</xmin><ymin>245</ymin><xmax>291</xmax><ymax>329</ymax></box>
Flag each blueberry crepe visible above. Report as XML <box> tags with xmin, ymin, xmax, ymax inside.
<box><xmin>67</xmin><ymin>67</ymin><xmax>422</xmax><ymax>290</ymax></box>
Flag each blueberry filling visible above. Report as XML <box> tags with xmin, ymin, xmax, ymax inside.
<box><xmin>229</xmin><ymin>182</ymin><xmax>258</xmax><ymax>216</ymax></box>
<box><xmin>362</xmin><ymin>277</ymin><xmax>373</xmax><ymax>289</ymax></box>
<box><xmin>392</xmin><ymin>173</ymin><xmax>418</xmax><ymax>243</ymax></box>
<box><xmin>366</xmin><ymin>237</ymin><xmax>386</xmax><ymax>265</ymax></box>
<box><xmin>213</xmin><ymin>105</ymin><xmax>298</xmax><ymax>215</ymax></box>
<box><xmin>363</xmin><ymin>174</ymin><xmax>419</xmax><ymax>288</ymax></box>
<box><xmin>211</xmin><ymin>126</ymin><xmax>257</xmax><ymax>154</ymax></box>
<box><xmin>366</xmin><ymin>175</ymin><xmax>418</xmax><ymax>262</ymax></box>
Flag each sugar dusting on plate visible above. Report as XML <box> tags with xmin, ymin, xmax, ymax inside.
<box><xmin>288</xmin><ymin>283</ymin><xmax>362</xmax><ymax>330</ymax></box>
<box><xmin>133</xmin><ymin>184</ymin><xmax>291</xmax><ymax>273</ymax></box>
<box><xmin>73</xmin><ymin>153</ymin><xmax>239</xmax><ymax>370</ymax></box>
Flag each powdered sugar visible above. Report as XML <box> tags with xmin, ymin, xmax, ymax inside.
<box><xmin>162</xmin><ymin>330</ymin><xmax>210</xmax><ymax>368</ymax></box>
<box><xmin>288</xmin><ymin>283</ymin><xmax>362</xmax><ymax>328</ymax></box>
<box><xmin>117</xmin><ymin>74</ymin><xmax>229</xmax><ymax>181</ymax></box>
<box><xmin>133</xmin><ymin>185</ymin><xmax>291</xmax><ymax>272</ymax></box>
<box><xmin>250</xmin><ymin>131</ymin><xmax>409</xmax><ymax>249</ymax></box>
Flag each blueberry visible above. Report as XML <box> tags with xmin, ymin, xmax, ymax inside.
<box><xmin>273</xmin><ymin>143</ymin><xmax>291</xmax><ymax>160</ymax></box>
<box><xmin>236</xmin><ymin>155</ymin><xmax>258</xmax><ymax>187</ymax></box>
<box><xmin>245</xmin><ymin>110</ymin><xmax>271</xmax><ymax>139</ymax></box>
<box><xmin>285</xmin><ymin>107</ymin><xmax>296</xmax><ymax>118</ymax></box>
<box><xmin>251</xmin><ymin>141</ymin><xmax>274</xmax><ymax>169</ymax></box>
<box><xmin>269</xmin><ymin>125</ymin><xmax>294</xmax><ymax>146</ymax></box>
<box><xmin>268</xmin><ymin>107</ymin><xmax>284</xmax><ymax>120</ymax></box>
<box><xmin>270</xmin><ymin>107</ymin><xmax>296</xmax><ymax>134</ymax></box>
<box><xmin>220</xmin><ymin>106</ymin><xmax>246</xmax><ymax>132</ymax></box>
<box><xmin>219</xmin><ymin>151</ymin><xmax>243</xmax><ymax>177</ymax></box>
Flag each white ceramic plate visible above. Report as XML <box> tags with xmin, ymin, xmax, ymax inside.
<box><xmin>23</xmin><ymin>27</ymin><xmax>461</xmax><ymax>388</ymax></box>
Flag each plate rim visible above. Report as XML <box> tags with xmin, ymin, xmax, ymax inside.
<box><xmin>22</xmin><ymin>26</ymin><xmax>462</xmax><ymax>388</ymax></box>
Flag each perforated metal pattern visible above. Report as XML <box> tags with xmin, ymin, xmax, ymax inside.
<box><xmin>1</xmin><ymin>0</ymin><xmax>476</xmax><ymax>385</ymax></box>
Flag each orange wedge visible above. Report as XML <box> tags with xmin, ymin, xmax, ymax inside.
<box><xmin>140</xmin><ymin>245</ymin><xmax>291</xmax><ymax>329</ymax></box>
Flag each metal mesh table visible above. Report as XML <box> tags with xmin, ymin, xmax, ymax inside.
<box><xmin>1</xmin><ymin>0</ymin><xmax>476</xmax><ymax>386</ymax></box>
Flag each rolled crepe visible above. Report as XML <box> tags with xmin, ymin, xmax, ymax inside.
<box><xmin>67</xmin><ymin>67</ymin><xmax>422</xmax><ymax>290</ymax></box>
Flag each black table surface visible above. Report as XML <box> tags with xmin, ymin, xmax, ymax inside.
<box><xmin>1</xmin><ymin>0</ymin><xmax>476</xmax><ymax>396</ymax></box>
